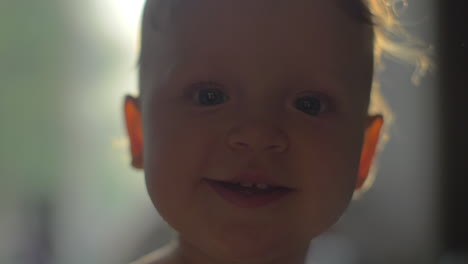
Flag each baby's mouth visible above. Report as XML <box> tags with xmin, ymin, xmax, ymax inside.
<box><xmin>205</xmin><ymin>179</ymin><xmax>292</xmax><ymax>195</ymax></box>
<box><xmin>204</xmin><ymin>179</ymin><xmax>294</xmax><ymax>208</ymax></box>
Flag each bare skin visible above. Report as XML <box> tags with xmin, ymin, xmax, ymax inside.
<box><xmin>125</xmin><ymin>0</ymin><xmax>383</xmax><ymax>264</ymax></box>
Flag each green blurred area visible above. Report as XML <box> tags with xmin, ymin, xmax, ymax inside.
<box><xmin>1</xmin><ymin>0</ymin><xmax>70</xmax><ymax>198</ymax></box>
<box><xmin>1</xmin><ymin>1</ymin><xmax>152</xmax><ymax>263</ymax></box>
<box><xmin>1</xmin><ymin>0</ymin><xmax>136</xmax><ymax>196</ymax></box>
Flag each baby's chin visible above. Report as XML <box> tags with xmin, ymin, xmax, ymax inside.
<box><xmin>173</xmin><ymin>220</ymin><xmax>316</xmax><ymax>264</ymax></box>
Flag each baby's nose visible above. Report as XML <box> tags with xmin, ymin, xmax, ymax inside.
<box><xmin>226</xmin><ymin>122</ymin><xmax>289</xmax><ymax>153</ymax></box>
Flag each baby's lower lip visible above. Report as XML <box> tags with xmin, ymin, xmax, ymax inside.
<box><xmin>204</xmin><ymin>179</ymin><xmax>293</xmax><ymax>209</ymax></box>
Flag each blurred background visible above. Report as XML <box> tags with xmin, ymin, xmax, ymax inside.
<box><xmin>0</xmin><ymin>0</ymin><xmax>466</xmax><ymax>263</ymax></box>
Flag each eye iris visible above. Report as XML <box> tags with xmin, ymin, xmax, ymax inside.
<box><xmin>197</xmin><ymin>88</ymin><xmax>225</xmax><ymax>105</ymax></box>
<box><xmin>295</xmin><ymin>96</ymin><xmax>321</xmax><ymax>116</ymax></box>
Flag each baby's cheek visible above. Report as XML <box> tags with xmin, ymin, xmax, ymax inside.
<box><xmin>301</xmin><ymin>167</ymin><xmax>356</xmax><ymax>233</ymax></box>
<box><xmin>293</xmin><ymin>131</ymin><xmax>361</xmax><ymax>221</ymax></box>
<box><xmin>143</xmin><ymin>116</ymin><xmax>213</xmax><ymax>186</ymax></box>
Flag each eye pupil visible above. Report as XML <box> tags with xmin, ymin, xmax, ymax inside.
<box><xmin>196</xmin><ymin>88</ymin><xmax>226</xmax><ymax>106</ymax></box>
<box><xmin>295</xmin><ymin>96</ymin><xmax>322</xmax><ymax>116</ymax></box>
<box><xmin>205</xmin><ymin>90</ymin><xmax>216</xmax><ymax>101</ymax></box>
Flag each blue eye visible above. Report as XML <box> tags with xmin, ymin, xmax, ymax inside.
<box><xmin>294</xmin><ymin>96</ymin><xmax>324</xmax><ymax>116</ymax></box>
<box><xmin>191</xmin><ymin>82</ymin><xmax>228</xmax><ymax>106</ymax></box>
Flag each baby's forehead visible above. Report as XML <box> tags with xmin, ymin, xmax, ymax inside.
<box><xmin>143</xmin><ymin>0</ymin><xmax>372</xmax><ymax>31</ymax></box>
<box><xmin>140</xmin><ymin>0</ymin><xmax>374</xmax><ymax>67</ymax></box>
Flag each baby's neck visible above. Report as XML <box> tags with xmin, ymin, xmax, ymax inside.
<box><xmin>145</xmin><ymin>238</ymin><xmax>310</xmax><ymax>264</ymax></box>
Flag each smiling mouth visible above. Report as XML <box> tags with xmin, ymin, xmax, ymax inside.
<box><xmin>205</xmin><ymin>179</ymin><xmax>293</xmax><ymax>195</ymax></box>
<box><xmin>204</xmin><ymin>179</ymin><xmax>294</xmax><ymax>208</ymax></box>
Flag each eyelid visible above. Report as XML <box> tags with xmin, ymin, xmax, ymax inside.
<box><xmin>185</xmin><ymin>81</ymin><xmax>222</xmax><ymax>98</ymax></box>
<box><xmin>187</xmin><ymin>81</ymin><xmax>223</xmax><ymax>94</ymax></box>
<box><xmin>294</xmin><ymin>91</ymin><xmax>333</xmax><ymax>112</ymax></box>
<box><xmin>191</xmin><ymin>81</ymin><xmax>223</xmax><ymax>89</ymax></box>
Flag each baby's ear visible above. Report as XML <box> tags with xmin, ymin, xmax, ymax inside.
<box><xmin>356</xmin><ymin>115</ymin><xmax>384</xmax><ymax>190</ymax></box>
<box><xmin>123</xmin><ymin>95</ymin><xmax>144</xmax><ymax>169</ymax></box>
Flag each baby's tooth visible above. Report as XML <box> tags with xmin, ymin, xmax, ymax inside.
<box><xmin>256</xmin><ymin>183</ymin><xmax>269</xmax><ymax>190</ymax></box>
<box><xmin>240</xmin><ymin>182</ymin><xmax>254</xmax><ymax>188</ymax></box>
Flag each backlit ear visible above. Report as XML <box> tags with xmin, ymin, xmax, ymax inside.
<box><xmin>356</xmin><ymin>115</ymin><xmax>384</xmax><ymax>190</ymax></box>
<box><xmin>123</xmin><ymin>95</ymin><xmax>144</xmax><ymax>169</ymax></box>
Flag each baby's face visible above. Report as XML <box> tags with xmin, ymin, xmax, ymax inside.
<box><xmin>128</xmin><ymin>0</ymin><xmax>378</xmax><ymax>262</ymax></box>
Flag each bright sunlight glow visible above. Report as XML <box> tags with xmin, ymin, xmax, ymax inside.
<box><xmin>111</xmin><ymin>0</ymin><xmax>146</xmax><ymax>34</ymax></box>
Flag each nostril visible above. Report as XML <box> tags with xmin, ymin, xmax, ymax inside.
<box><xmin>234</xmin><ymin>141</ymin><xmax>249</xmax><ymax>148</ymax></box>
<box><xmin>226</xmin><ymin>125</ymin><xmax>289</xmax><ymax>152</ymax></box>
<box><xmin>266</xmin><ymin>144</ymin><xmax>284</xmax><ymax>151</ymax></box>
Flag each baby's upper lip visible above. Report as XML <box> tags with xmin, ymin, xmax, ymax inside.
<box><xmin>219</xmin><ymin>170</ymin><xmax>294</xmax><ymax>190</ymax></box>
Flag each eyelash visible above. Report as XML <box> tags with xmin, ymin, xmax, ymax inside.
<box><xmin>188</xmin><ymin>81</ymin><xmax>328</xmax><ymax>116</ymax></box>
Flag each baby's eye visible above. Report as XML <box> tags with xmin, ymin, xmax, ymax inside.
<box><xmin>192</xmin><ymin>82</ymin><xmax>229</xmax><ymax>106</ymax></box>
<box><xmin>294</xmin><ymin>96</ymin><xmax>326</xmax><ymax>116</ymax></box>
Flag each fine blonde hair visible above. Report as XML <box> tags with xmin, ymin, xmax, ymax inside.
<box><xmin>357</xmin><ymin>0</ymin><xmax>433</xmax><ymax>195</ymax></box>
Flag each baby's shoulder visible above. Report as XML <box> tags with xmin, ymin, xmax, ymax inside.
<box><xmin>129</xmin><ymin>244</ymin><xmax>180</xmax><ymax>264</ymax></box>
<box><xmin>130</xmin><ymin>252</ymin><xmax>174</xmax><ymax>264</ymax></box>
